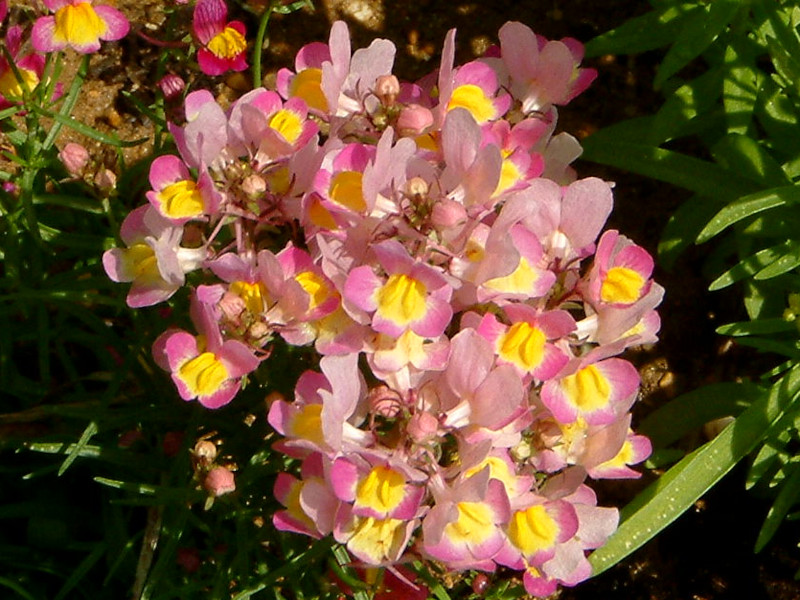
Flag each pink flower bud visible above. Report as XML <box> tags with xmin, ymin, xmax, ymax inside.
<box><xmin>158</xmin><ymin>74</ymin><xmax>185</xmax><ymax>101</ymax></box>
<box><xmin>177</xmin><ymin>547</ymin><xmax>201</xmax><ymax>573</ymax></box>
<box><xmin>396</xmin><ymin>104</ymin><xmax>433</xmax><ymax>137</ymax></box>
<box><xmin>193</xmin><ymin>440</ymin><xmax>218</xmax><ymax>465</ymax></box>
<box><xmin>375</xmin><ymin>74</ymin><xmax>400</xmax><ymax>106</ymax></box>
<box><xmin>407</xmin><ymin>411</ymin><xmax>439</xmax><ymax>442</ymax></box>
<box><xmin>162</xmin><ymin>431</ymin><xmax>184</xmax><ymax>457</ymax></box>
<box><xmin>204</xmin><ymin>466</ymin><xmax>236</xmax><ymax>497</ymax></box>
<box><xmin>242</xmin><ymin>174</ymin><xmax>266</xmax><ymax>197</ymax></box>
<box><xmin>58</xmin><ymin>142</ymin><xmax>89</xmax><ymax>176</ymax></box>
<box><xmin>430</xmin><ymin>197</ymin><xmax>467</xmax><ymax>230</ymax></box>
<box><xmin>94</xmin><ymin>168</ymin><xmax>117</xmax><ymax>191</ymax></box>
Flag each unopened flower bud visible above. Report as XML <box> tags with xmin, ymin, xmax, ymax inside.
<box><xmin>430</xmin><ymin>197</ymin><xmax>467</xmax><ymax>230</ymax></box>
<box><xmin>94</xmin><ymin>168</ymin><xmax>117</xmax><ymax>191</ymax></box>
<box><xmin>375</xmin><ymin>74</ymin><xmax>400</xmax><ymax>106</ymax></box>
<box><xmin>193</xmin><ymin>440</ymin><xmax>217</xmax><ymax>465</ymax></box>
<box><xmin>158</xmin><ymin>74</ymin><xmax>185</xmax><ymax>101</ymax></box>
<box><xmin>396</xmin><ymin>104</ymin><xmax>433</xmax><ymax>137</ymax></box>
<box><xmin>204</xmin><ymin>466</ymin><xmax>236</xmax><ymax>496</ymax></box>
<box><xmin>368</xmin><ymin>385</ymin><xmax>402</xmax><ymax>418</ymax></box>
<box><xmin>242</xmin><ymin>174</ymin><xmax>267</xmax><ymax>197</ymax></box>
<box><xmin>58</xmin><ymin>142</ymin><xmax>89</xmax><ymax>176</ymax></box>
<box><xmin>407</xmin><ymin>411</ymin><xmax>439</xmax><ymax>442</ymax></box>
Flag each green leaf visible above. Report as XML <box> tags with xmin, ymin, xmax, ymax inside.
<box><xmin>580</xmin><ymin>137</ymin><xmax>758</xmax><ymax>199</ymax></box>
<box><xmin>709</xmin><ymin>241</ymin><xmax>794</xmax><ymax>290</ymax></box>
<box><xmin>658</xmin><ymin>197</ymin><xmax>726</xmax><ymax>270</ymax></box>
<box><xmin>53</xmin><ymin>542</ymin><xmax>106</xmax><ymax>600</ymax></box>
<box><xmin>585</xmin><ymin>3</ymin><xmax>701</xmax><ymax>57</ymax></box>
<box><xmin>638</xmin><ymin>381</ymin><xmax>762</xmax><ymax>448</ymax></box>
<box><xmin>755</xmin><ymin>461</ymin><xmax>800</xmax><ymax>552</ymax></box>
<box><xmin>654</xmin><ymin>0</ymin><xmax>739</xmax><ymax>88</ymax></box>
<box><xmin>58</xmin><ymin>420</ymin><xmax>98</xmax><ymax>476</ymax></box>
<box><xmin>716</xmin><ymin>318</ymin><xmax>796</xmax><ymax>336</ymax></box>
<box><xmin>696</xmin><ymin>184</ymin><xmax>800</xmax><ymax>243</ymax></box>
<box><xmin>711</xmin><ymin>133</ymin><xmax>790</xmax><ymax>187</ymax></box>
<box><xmin>589</xmin><ymin>364</ymin><xmax>800</xmax><ymax>577</ymax></box>
<box><xmin>723</xmin><ymin>38</ymin><xmax>762</xmax><ymax>135</ymax></box>
<box><xmin>754</xmin><ymin>240</ymin><xmax>800</xmax><ymax>280</ymax></box>
<box><xmin>31</xmin><ymin>104</ymin><xmax>149</xmax><ymax>148</ymax></box>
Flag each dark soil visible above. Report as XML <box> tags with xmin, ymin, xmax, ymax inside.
<box><xmin>18</xmin><ymin>0</ymin><xmax>800</xmax><ymax>597</ymax></box>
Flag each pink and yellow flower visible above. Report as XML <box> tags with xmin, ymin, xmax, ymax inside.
<box><xmin>0</xmin><ymin>26</ymin><xmax>46</xmax><ymax>108</ymax></box>
<box><xmin>32</xmin><ymin>0</ymin><xmax>129</xmax><ymax>54</ymax></box>
<box><xmin>585</xmin><ymin>229</ymin><xmax>654</xmax><ymax>308</ymax></box>
<box><xmin>146</xmin><ymin>155</ymin><xmax>220</xmax><ymax>224</ymax></box>
<box><xmin>344</xmin><ymin>240</ymin><xmax>453</xmax><ymax>339</ymax></box>
<box><xmin>193</xmin><ymin>0</ymin><xmax>247</xmax><ymax>76</ymax></box>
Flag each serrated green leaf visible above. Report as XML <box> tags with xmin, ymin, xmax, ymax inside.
<box><xmin>697</xmin><ymin>184</ymin><xmax>800</xmax><ymax>243</ymax></box>
<box><xmin>585</xmin><ymin>3</ymin><xmax>701</xmax><ymax>57</ymax></box>
<box><xmin>638</xmin><ymin>381</ymin><xmax>762</xmax><ymax>448</ymax></box>
<box><xmin>716</xmin><ymin>318</ymin><xmax>796</xmax><ymax>336</ymax></box>
<box><xmin>589</xmin><ymin>363</ymin><xmax>800</xmax><ymax>577</ymax></box>
<box><xmin>654</xmin><ymin>0</ymin><xmax>740</xmax><ymax>88</ymax></box>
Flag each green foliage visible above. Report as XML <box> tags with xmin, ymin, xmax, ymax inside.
<box><xmin>583</xmin><ymin>0</ymin><xmax>800</xmax><ymax>578</ymax></box>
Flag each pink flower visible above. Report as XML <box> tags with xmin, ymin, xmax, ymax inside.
<box><xmin>32</xmin><ymin>0</ymin><xmax>129</xmax><ymax>54</ymax></box>
<box><xmin>193</xmin><ymin>0</ymin><xmax>247</xmax><ymax>76</ymax></box>
<box><xmin>0</xmin><ymin>26</ymin><xmax>46</xmax><ymax>108</ymax></box>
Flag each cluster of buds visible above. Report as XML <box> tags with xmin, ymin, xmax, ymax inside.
<box><xmin>103</xmin><ymin>20</ymin><xmax>663</xmax><ymax>596</ymax></box>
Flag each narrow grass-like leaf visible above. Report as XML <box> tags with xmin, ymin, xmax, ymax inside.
<box><xmin>58</xmin><ymin>420</ymin><xmax>98</xmax><ymax>476</ymax></box>
<box><xmin>32</xmin><ymin>193</ymin><xmax>104</xmax><ymax>214</ymax></box>
<box><xmin>638</xmin><ymin>381</ymin><xmax>762</xmax><ymax>448</ymax></box>
<box><xmin>712</xmin><ymin>133</ymin><xmax>790</xmax><ymax>186</ymax></box>
<box><xmin>755</xmin><ymin>461</ymin><xmax>800</xmax><ymax>552</ymax></box>
<box><xmin>32</xmin><ymin>104</ymin><xmax>148</xmax><ymax>148</ymax></box>
<box><xmin>748</xmin><ymin>440</ymin><xmax>785</xmax><ymax>490</ymax></box>
<box><xmin>53</xmin><ymin>542</ymin><xmax>106</xmax><ymax>600</ymax></box>
<box><xmin>658</xmin><ymin>196</ymin><xmax>726</xmax><ymax>271</ymax></box>
<box><xmin>716</xmin><ymin>319</ymin><xmax>796</xmax><ymax>336</ymax></box>
<box><xmin>0</xmin><ymin>577</ymin><xmax>37</xmax><ymax>600</ymax></box>
<box><xmin>709</xmin><ymin>241</ymin><xmax>793</xmax><ymax>290</ymax></box>
<box><xmin>723</xmin><ymin>39</ymin><xmax>761</xmax><ymax>135</ymax></box>
<box><xmin>648</xmin><ymin>67</ymin><xmax>723</xmax><ymax>145</ymax></box>
<box><xmin>589</xmin><ymin>364</ymin><xmax>800</xmax><ymax>577</ymax></box>
<box><xmin>696</xmin><ymin>185</ymin><xmax>800</xmax><ymax>243</ymax></box>
<box><xmin>584</xmin><ymin>3</ymin><xmax>699</xmax><ymax>57</ymax></box>
<box><xmin>654</xmin><ymin>0</ymin><xmax>739</xmax><ymax>88</ymax></box>
<box><xmin>580</xmin><ymin>137</ymin><xmax>758</xmax><ymax>199</ymax></box>
<box><xmin>754</xmin><ymin>241</ymin><xmax>800</xmax><ymax>280</ymax></box>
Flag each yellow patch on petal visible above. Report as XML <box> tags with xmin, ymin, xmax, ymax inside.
<box><xmin>484</xmin><ymin>258</ymin><xmax>539</xmax><ymax>294</ymax></box>
<box><xmin>508</xmin><ymin>505</ymin><xmax>558</xmax><ymax>556</ymax></box>
<box><xmin>229</xmin><ymin>280</ymin><xmax>267</xmax><ymax>314</ymax></box>
<box><xmin>265</xmin><ymin>166</ymin><xmax>291</xmax><ymax>196</ymax></box>
<box><xmin>346</xmin><ymin>517</ymin><xmax>404</xmax><ymax>564</ymax></box>
<box><xmin>157</xmin><ymin>180</ymin><xmax>204</xmax><ymax>219</ymax></box>
<box><xmin>328</xmin><ymin>171</ymin><xmax>366</xmax><ymax>212</ymax></box>
<box><xmin>295</xmin><ymin>271</ymin><xmax>332</xmax><ymax>311</ymax></box>
<box><xmin>125</xmin><ymin>243</ymin><xmax>159</xmax><ymax>281</ymax></box>
<box><xmin>289</xmin><ymin>68</ymin><xmax>328</xmax><ymax>113</ymax></box>
<box><xmin>308</xmin><ymin>196</ymin><xmax>338</xmax><ymax>230</ymax></box>
<box><xmin>562</xmin><ymin>364</ymin><xmax>611</xmax><ymax>412</ymax></box>
<box><xmin>601</xmin><ymin>266</ymin><xmax>645</xmax><ymax>304</ymax></box>
<box><xmin>355</xmin><ymin>466</ymin><xmax>406</xmax><ymax>514</ymax></box>
<box><xmin>464</xmin><ymin>457</ymin><xmax>518</xmax><ymax>496</ymax></box>
<box><xmin>289</xmin><ymin>403</ymin><xmax>325</xmax><ymax>446</ymax></box>
<box><xmin>444</xmin><ymin>501</ymin><xmax>495</xmax><ymax>545</ymax></box>
<box><xmin>499</xmin><ymin>322</ymin><xmax>546</xmax><ymax>371</ymax></box>
<box><xmin>178</xmin><ymin>352</ymin><xmax>229</xmax><ymax>397</ymax></box>
<box><xmin>268</xmin><ymin>108</ymin><xmax>304</xmax><ymax>144</ymax></box>
<box><xmin>447</xmin><ymin>84</ymin><xmax>497</xmax><ymax>123</ymax></box>
<box><xmin>53</xmin><ymin>3</ymin><xmax>107</xmax><ymax>47</ymax></box>
<box><xmin>283</xmin><ymin>478</ymin><xmax>316</xmax><ymax>530</ymax></box>
<box><xmin>494</xmin><ymin>157</ymin><xmax>522</xmax><ymax>197</ymax></box>
<box><xmin>207</xmin><ymin>26</ymin><xmax>246</xmax><ymax>60</ymax></box>
<box><xmin>597</xmin><ymin>439</ymin><xmax>635</xmax><ymax>471</ymax></box>
<box><xmin>465</xmin><ymin>239</ymin><xmax>485</xmax><ymax>263</ymax></box>
<box><xmin>414</xmin><ymin>132</ymin><xmax>439</xmax><ymax>152</ymax></box>
<box><xmin>0</xmin><ymin>68</ymin><xmax>39</xmax><ymax>100</ymax></box>
<box><xmin>376</xmin><ymin>274</ymin><xmax>427</xmax><ymax>327</ymax></box>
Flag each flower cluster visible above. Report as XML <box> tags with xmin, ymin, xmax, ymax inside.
<box><xmin>103</xmin><ymin>20</ymin><xmax>662</xmax><ymax>597</ymax></box>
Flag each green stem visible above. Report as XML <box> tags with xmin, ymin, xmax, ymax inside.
<box><xmin>252</xmin><ymin>1</ymin><xmax>277</xmax><ymax>89</ymax></box>
<box><xmin>43</xmin><ymin>54</ymin><xmax>90</xmax><ymax>151</ymax></box>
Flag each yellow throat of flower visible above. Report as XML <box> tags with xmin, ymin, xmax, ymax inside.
<box><xmin>53</xmin><ymin>3</ymin><xmax>107</xmax><ymax>46</ymax></box>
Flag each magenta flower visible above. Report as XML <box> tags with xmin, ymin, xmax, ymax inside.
<box><xmin>193</xmin><ymin>0</ymin><xmax>247</xmax><ymax>76</ymax></box>
<box><xmin>0</xmin><ymin>26</ymin><xmax>46</xmax><ymax>108</ymax></box>
<box><xmin>32</xmin><ymin>0</ymin><xmax>129</xmax><ymax>54</ymax></box>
